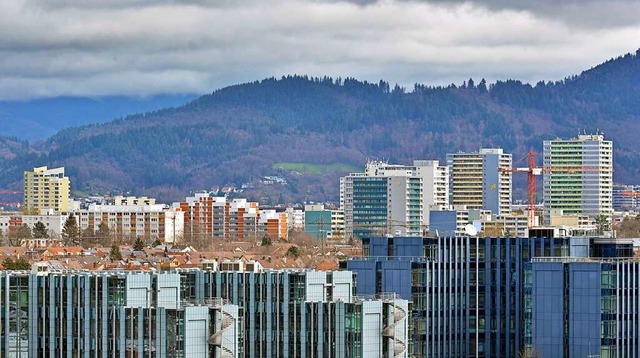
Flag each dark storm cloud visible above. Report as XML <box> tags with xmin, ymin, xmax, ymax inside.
<box><xmin>0</xmin><ymin>0</ymin><xmax>638</xmax><ymax>100</ymax></box>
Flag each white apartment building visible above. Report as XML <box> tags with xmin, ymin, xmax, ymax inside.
<box><xmin>68</xmin><ymin>204</ymin><xmax>185</xmax><ymax>243</ymax></box>
<box><xmin>285</xmin><ymin>207</ymin><xmax>305</xmax><ymax>231</ymax></box>
<box><xmin>0</xmin><ymin>213</ymin><xmax>69</xmax><ymax>246</ymax></box>
<box><xmin>112</xmin><ymin>196</ymin><xmax>156</xmax><ymax>205</ymax></box>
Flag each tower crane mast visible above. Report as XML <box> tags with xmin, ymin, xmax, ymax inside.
<box><xmin>499</xmin><ymin>149</ymin><xmax>610</xmax><ymax>229</ymax></box>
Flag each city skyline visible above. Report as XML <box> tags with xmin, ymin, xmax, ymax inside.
<box><xmin>1</xmin><ymin>2</ymin><xmax>638</xmax><ymax>356</ymax></box>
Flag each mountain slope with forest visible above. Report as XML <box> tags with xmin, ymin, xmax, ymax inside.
<box><xmin>2</xmin><ymin>49</ymin><xmax>640</xmax><ymax>203</ymax></box>
<box><xmin>0</xmin><ymin>94</ymin><xmax>197</xmax><ymax>141</ymax></box>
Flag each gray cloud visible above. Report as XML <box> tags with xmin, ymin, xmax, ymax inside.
<box><xmin>0</xmin><ymin>0</ymin><xmax>638</xmax><ymax>100</ymax></box>
<box><xmin>333</xmin><ymin>0</ymin><xmax>640</xmax><ymax>28</ymax></box>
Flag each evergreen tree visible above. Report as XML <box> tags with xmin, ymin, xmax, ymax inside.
<box><xmin>62</xmin><ymin>214</ymin><xmax>81</xmax><ymax>245</ymax></box>
<box><xmin>467</xmin><ymin>78</ymin><xmax>475</xmax><ymax>89</ymax></box>
<box><xmin>596</xmin><ymin>214</ymin><xmax>612</xmax><ymax>235</ymax></box>
<box><xmin>286</xmin><ymin>245</ymin><xmax>302</xmax><ymax>259</ymax></box>
<box><xmin>477</xmin><ymin>78</ymin><xmax>488</xmax><ymax>93</ymax></box>
<box><xmin>133</xmin><ymin>237</ymin><xmax>145</xmax><ymax>251</ymax></box>
<box><xmin>32</xmin><ymin>221</ymin><xmax>49</xmax><ymax>239</ymax></box>
<box><xmin>109</xmin><ymin>244</ymin><xmax>122</xmax><ymax>261</ymax></box>
<box><xmin>2</xmin><ymin>256</ymin><xmax>31</xmax><ymax>270</ymax></box>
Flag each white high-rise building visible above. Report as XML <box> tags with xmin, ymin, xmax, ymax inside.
<box><xmin>340</xmin><ymin>160</ymin><xmax>448</xmax><ymax>238</ymax></box>
<box><xmin>413</xmin><ymin>160</ymin><xmax>450</xmax><ymax>210</ymax></box>
<box><xmin>543</xmin><ymin>134</ymin><xmax>613</xmax><ymax>223</ymax></box>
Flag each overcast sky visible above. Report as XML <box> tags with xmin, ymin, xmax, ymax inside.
<box><xmin>0</xmin><ymin>0</ymin><xmax>639</xmax><ymax>100</ymax></box>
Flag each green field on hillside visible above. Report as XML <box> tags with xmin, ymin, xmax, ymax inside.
<box><xmin>273</xmin><ymin>162</ymin><xmax>360</xmax><ymax>174</ymax></box>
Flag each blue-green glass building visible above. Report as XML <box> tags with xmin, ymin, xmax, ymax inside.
<box><xmin>343</xmin><ymin>235</ymin><xmax>599</xmax><ymax>357</ymax></box>
<box><xmin>0</xmin><ymin>265</ymin><xmax>410</xmax><ymax>358</ymax></box>
<box><xmin>176</xmin><ymin>267</ymin><xmax>410</xmax><ymax>358</ymax></box>
<box><xmin>525</xmin><ymin>257</ymin><xmax>640</xmax><ymax>358</ymax></box>
<box><xmin>0</xmin><ymin>270</ymin><xmax>240</xmax><ymax>358</ymax></box>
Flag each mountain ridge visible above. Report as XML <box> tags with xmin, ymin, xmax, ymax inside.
<box><xmin>0</xmin><ymin>94</ymin><xmax>198</xmax><ymax>141</ymax></box>
<box><xmin>2</xmin><ymin>50</ymin><xmax>640</xmax><ymax>203</ymax></box>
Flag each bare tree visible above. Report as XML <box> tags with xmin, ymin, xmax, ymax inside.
<box><xmin>518</xmin><ymin>348</ymin><xmax>542</xmax><ymax>358</ymax></box>
<box><xmin>7</xmin><ymin>224</ymin><xmax>31</xmax><ymax>246</ymax></box>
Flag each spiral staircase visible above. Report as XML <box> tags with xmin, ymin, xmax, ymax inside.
<box><xmin>382</xmin><ymin>303</ymin><xmax>407</xmax><ymax>358</ymax></box>
<box><xmin>209</xmin><ymin>309</ymin><xmax>235</xmax><ymax>358</ymax></box>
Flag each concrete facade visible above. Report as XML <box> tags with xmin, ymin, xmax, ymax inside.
<box><xmin>447</xmin><ymin>148</ymin><xmax>512</xmax><ymax>216</ymax></box>
<box><xmin>175</xmin><ymin>194</ymin><xmax>264</xmax><ymax>242</ymax></box>
<box><xmin>67</xmin><ymin>204</ymin><xmax>185</xmax><ymax>243</ymax></box>
<box><xmin>23</xmin><ymin>166</ymin><xmax>70</xmax><ymax>213</ymax></box>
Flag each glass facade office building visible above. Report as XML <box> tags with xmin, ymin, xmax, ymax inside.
<box><xmin>525</xmin><ymin>259</ymin><xmax>640</xmax><ymax>358</ymax></box>
<box><xmin>0</xmin><ymin>267</ymin><xmax>408</xmax><ymax>358</ymax></box>
<box><xmin>0</xmin><ymin>270</ymin><xmax>240</xmax><ymax>358</ymax></box>
<box><xmin>342</xmin><ymin>174</ymin><xmax>423</xmax><ymax>239</ymax></box>
<box><xmin>175</xmin><ymin>268</ymin><xmax>410</xmax><ymax>358</ymax></box>
<box><xmin>343</xmin><ymin>235</ymin><xmax>595</xmax><ymax>357</ymax></box>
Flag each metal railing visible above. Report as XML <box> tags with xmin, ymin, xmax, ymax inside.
<box><xmin>532</xmin><ymin>256</ymin><xmax>640</xmax><ymax>263</ymax></box>
<box><xmin>180</xmin><ymin>297</ymin><xmax>231</xmax><ymax>307</ymax></box>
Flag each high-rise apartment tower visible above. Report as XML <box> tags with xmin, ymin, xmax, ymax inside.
<box><xmin>447</xmin><ymin>148</ymin><xmax>512</xmax><ymax>216</ymax></box>
<box><xmin>543</xmin><ymin>134</ymin><xmax>613</xmax><ymax>223</ymax></box>
<box><xmin>23</xmin><ymin>166</ymin><xmax>70</xmax><ymax>213</ymax></box>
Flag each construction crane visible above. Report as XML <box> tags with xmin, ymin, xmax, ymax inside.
<box><xmin>499</xmin><ymin>150</ymin><xmax>539</xmax><ymax>228</ymax></box>
<box><xmin>620</xmin><ymin>191</ymin><xmax>640</xmax><ymax>198</ymax></box>
<box><xmin>499</xmin><ymin>149</ymin><xmax>612</xmax><ymax>228</ymax></box>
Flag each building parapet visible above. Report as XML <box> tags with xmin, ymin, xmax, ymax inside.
<box><xmin>532</xmin><ymin>256</ymin><xmax>640</xmax><ymax>263</ymax></box>
<box><xmin>354</xmin><ymin>292</ymin><xmax>403</xmax><ymax>302</ymax></box>
<box><xmin>343</xmin><ymin>256</ymin><xmax>435</xmax><ymax>262</ymax></box>
<box><xmin>181</xmin><ymin>297</ymin><xmax>231</xmax><ymax>307</ymax></box>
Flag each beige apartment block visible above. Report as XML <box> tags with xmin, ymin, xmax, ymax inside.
<box><xmin>23</xmin><ymin>166</ymin><xmax>70</xmax><ymax>213</ymax></box>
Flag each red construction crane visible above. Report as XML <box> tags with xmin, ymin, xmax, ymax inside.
<box><xmin>621</xmin><ymin>191</ymin><xmax>640</xmax><ymax>198</ymax></box>
<box><xmin>0</xmin><ymin>190</ymin><xmax>22</xmax><ymax>194</ymax></box>
<box><xmin>500</xmin><ymin>149</ymin><xmax>612</xmax><ymax>228</ymax></box>
<box><xmin>499</xmin><ymin>150</ymin><xmax>538</xmax><ymax>228</ymax></box>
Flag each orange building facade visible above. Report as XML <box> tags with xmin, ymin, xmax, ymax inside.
<box><xmin>175</xmin><ymin>193</ymin><xmax>288</xmax><ymax>242</ymax></box>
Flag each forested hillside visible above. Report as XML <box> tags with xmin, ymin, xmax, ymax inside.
<box><xmin>0</xmin><ymin>136</ymin><xmax>30</xmax><ymax>161</ymax></box>
<box><xmin>2</xmin><ymin>49</ymin><xmax>640</xmax><ymax>203</ymax></box>
<box><xmin>0</xmin><ymin>94</ymin><xmax>196</xmax><ymax>141</ymax></box>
